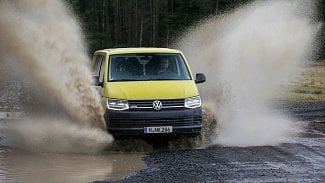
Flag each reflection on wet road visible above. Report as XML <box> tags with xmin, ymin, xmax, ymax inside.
<box><xmin>0</xmin><ymin>146</ymin><xmax>143</xmax><ymax>183</ymax></box>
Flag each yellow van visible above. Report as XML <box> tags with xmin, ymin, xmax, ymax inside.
<box><xmin>92</xmin><ymin>48</ymin><xmax>205</xmax><ymax>136</ymax></box>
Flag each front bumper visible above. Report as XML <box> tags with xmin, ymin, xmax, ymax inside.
<box><xmin>105</xmin><ymin>107</ymin><xmax>202</xmax><ymax>136</ymax></box>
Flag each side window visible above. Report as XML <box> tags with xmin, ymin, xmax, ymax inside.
<box><xmin>92</xmin><ymin>55</ymin><xmax>104</xmax><ymax>76</ymax></box>
<box><xmin>99</xmin><ymin>55</ymin><xmax>106</xmax><ymax>83</ymax></box>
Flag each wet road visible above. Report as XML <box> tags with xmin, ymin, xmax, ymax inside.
<box><xmin>108</xmin><ymin>101</ymin><xmax>325</xmax><ymax>183</ymax></box>
<box><xmin>0</xmin><ymin>101</ymin><xmax>324</xmax><ymax>182</ymax></box>
<box><xmin>110</xmin><ymin>136</ymin><xmax>324</xmax><ymax>182</ymax></box>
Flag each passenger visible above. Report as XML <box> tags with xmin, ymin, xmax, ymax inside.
<box><xmin>114</xmin><ymin>57</ymin><xmax>127</xmax><ymax>72</ymax></box>
<box><xmin>127</xmin><ymin>57</ymin><xmax>142</xmax><ymax>75</ymax></box>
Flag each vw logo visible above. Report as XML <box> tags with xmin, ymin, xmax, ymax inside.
<box><xmin>152</xmin><ymin>100</ymin><xmax>162</xmax><ymax>110</ymax></box>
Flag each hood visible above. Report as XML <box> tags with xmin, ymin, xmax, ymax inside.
<box><xmin>104</xmin><ymin>80</ymin><xmax>199</xmax><ymax>100</ymax></box>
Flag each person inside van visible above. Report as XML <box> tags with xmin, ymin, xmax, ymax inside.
<box><xmin>158</xmin><ymin>58</ymin><xmax>170</xmax><ymax>73</ymax></box>
<box><xmin>127</xmin><ymin>57</ymin><xmax>142</xmax><ymax>75</ymax></box>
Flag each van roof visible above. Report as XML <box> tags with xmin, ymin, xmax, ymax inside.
<box><xmin>95</xmin><ymin>47</ymin><xmax>182</xmax><ymax>55</ymax></box>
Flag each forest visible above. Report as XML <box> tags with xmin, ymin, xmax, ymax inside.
<box><xmin>67</xmin><ymin>0</ymin><xmax>325</xmax><ymax>60</ymax></box>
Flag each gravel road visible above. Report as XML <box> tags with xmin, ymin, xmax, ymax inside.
<box><xmin>101</xmin><ymin>101</ymin><xmax>325</xmax><ymax>183</ymax></box>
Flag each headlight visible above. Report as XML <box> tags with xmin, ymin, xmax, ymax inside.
<box><xmin>185</xmin><ymin>96</ymin><xmax>201</xmax><ymax>108</ymax></box>
<box><xmin>107</xmin><ymin>99</ymin><xmax>129</xmax><ymax>110</ymax></box>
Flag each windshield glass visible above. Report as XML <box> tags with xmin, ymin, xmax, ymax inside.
<box><xmin>108</xmin><ymin>53</ymin><xmax>191</xmax><ymax>81</ymax></box>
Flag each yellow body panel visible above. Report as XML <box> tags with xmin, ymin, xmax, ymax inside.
<box><xmin>93</xmin><ymin>48</ymin><xmax>199</xmax><ymax>103</ymax></box>
<box><xmin>103</xmin><ymin>80</ymin><xmax>199</xmax><ymax>100</ymax></box>
<box><xmin>102</xmin><ymin>47</ymin><xmax>183</xmax><ymax>54</ymax></box>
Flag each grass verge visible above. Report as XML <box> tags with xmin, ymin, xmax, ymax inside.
<box><xmin>280</xmin><ymin>61</ymin><xmax>325</xmax><ymax>101</ymax></box>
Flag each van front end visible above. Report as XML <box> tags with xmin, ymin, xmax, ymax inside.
<box><xmin>92</xmin><ymin>48</ymin><xmax>206</xmax><ymax>137</ymax></box>
<box><xmin>104</xmin><ymin>97</ymin><xmax>202</xmax><ymax>136</ymax></box>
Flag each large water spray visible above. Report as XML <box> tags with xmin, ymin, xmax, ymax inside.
<box><xmin>176</xmin><ymin>0</ymin><xmax>321</xmax><ymax>146</ymax></box>
<box><xmin>0</xmin><ymin>0</ymin><xmax>113</xmax><ymax>153</ymax></box>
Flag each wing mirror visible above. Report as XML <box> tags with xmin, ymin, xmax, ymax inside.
<box><xmin>92</xmin><ymin>76</ymin><xmax>103</xmax><ymax>87</ymax></box>
<box><xmin>195</xmin><ymin>73</ymin><xmax>206</xmax><ymax>84</ymax></box>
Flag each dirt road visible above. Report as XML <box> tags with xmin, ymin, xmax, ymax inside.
<box><xmin>107</xmin><ymin>101</ymin><xmax>325</xmax><ymax>183</ymax></box>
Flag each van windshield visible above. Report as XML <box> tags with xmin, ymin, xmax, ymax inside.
<box><xmin>108</xmin><ymin>53</ymin><xmax>191</xmax><ymax>81</ymax></box>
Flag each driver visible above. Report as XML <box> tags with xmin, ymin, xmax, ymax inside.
<box><xmin>158</xmin><ymin>58</ymin><xmax>169</xmax><ymax>73</ymax></box>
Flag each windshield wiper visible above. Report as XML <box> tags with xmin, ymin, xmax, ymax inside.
<box><xmin>110</xmin><ymin>79</ymin><xmax>142</xmax><ymax>82</ymax></box>
<box><xmin>155</xmin><ymin>78</ymin><xmax>180</xmax><ymax>80</ymax></box>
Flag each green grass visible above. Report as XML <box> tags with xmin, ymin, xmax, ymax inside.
<box><xmin>292</xmin><ymin>85</ymin><xmax>325</xmax><ymax>95</ymax></box>
<box><xmin>279</xmin><ymin>62</ymin><xmax>325</xmax><ymax>101</ymax></box>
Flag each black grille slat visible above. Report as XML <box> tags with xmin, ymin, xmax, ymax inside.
<box><xmin>109</xmin><ymin>117</ymin><xmax>201</xmax><ymax>128</ymax></box>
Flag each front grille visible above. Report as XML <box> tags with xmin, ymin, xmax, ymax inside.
<box><xmin>109</xmin><ymin>116</ymin><xmax>202</xmax><ymax>128</ymax></box>
<box><xmin>128</xmin><ymin>99</ymin><xmax>184</xmax><ymax>110</ymax></box>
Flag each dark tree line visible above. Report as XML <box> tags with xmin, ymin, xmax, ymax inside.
<box><xmin>67</xmin><ymin>0</ymin><xmax>325</xmax><ymax>60</ymax></box>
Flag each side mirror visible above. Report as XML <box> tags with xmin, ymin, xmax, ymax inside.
<box><xmin>195</xmin><ymin>73</ymin><xmax>206</xmax><ymax>84</ymax></box>
<box><xmin>92</xmin><ymin>76</ymin><xmax>103</xmax><ymax>87</ymax></box>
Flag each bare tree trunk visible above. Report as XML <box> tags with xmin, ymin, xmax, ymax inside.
<box><xmin>153</xmin><ymin>0</ymin><xmax>156</xmax><ymax>46</ymax></box>
<box><xmin>150</xmin><ymin>0</ymin><xmax>153</xmax><ymax>46</ymax></box>
<box><xmin>127</xmin><ymin>1</ymin><xmax>132</xmax><ymax>46</ymax></box>
<box><xmin>102</xmin><ymin>1</ymin><xmax>105</xmax><ymax>32</ymax></box>
<box><xmin>122</xmin><ymin>3</ymin><xmax>127</xmax><ymax>45</ymax></box>
<box><xmin>105</xmin><ymin>3</ymin><xmax>112</xmax><ymax>48</ymax></box>
<box><xmin>166</xmin><ymin>28</ymin><xmax>169</xmax><ymax>47</ymax></box>
<box><xmin>101</xmin><ymin>0</ymin><xmax>105</xmax><ymax>47</ymax></box>
<box><xmin>155</xmin><ymin>0</ymin><xmax>159</xmax><ymax>47</ymax></box>
<box><xmin>114</xmin><ymin>0</ymin><xmax>119</xmax><ymax>45</ymax></box>
<box><xmin>135</xmin><ymin>0</ymin><xmax>139</xmax><ymax>46</ymax></box>
<box><xmin>139</xmin><ymin>16</ymin><xmax>143</xmax><ymax>47</ymax></box>
<box><xmin>171</xmin><ymin>0</ymin><xmax>174</xmax><ymax>15</ymax></box>
<box><xmin>152</xmin><ymin>0</ymin><xmax>158</xmax><ymax>46</ymax></box>
<box><xmin>216</xmin><ymin>0</ymin><xmax>219</xmax><ymax>15</ymax></box>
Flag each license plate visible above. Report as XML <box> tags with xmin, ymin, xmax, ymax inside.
<box><xmin>144</xmin><ymin>126</ymin><xmax>173</xmax><ymax>134</ymax></box>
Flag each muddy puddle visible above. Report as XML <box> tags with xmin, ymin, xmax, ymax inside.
<box><xmin>0</xmin><ymin>117</ymin><xmax>202</xmax><ymax>183</ymax></box>
<box><xmin>0</xmin><ymin>118</ymin><xmax>144</xmax><ymax>183</ymax></box>
<box><xmin>0</xmin><ymin>145</ymin><xmax>144</xmax><ymax>183</ymax></box>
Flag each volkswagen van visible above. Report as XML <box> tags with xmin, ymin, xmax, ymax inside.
<box><xmin>92</xmin><ymin>48</ymin><xmax>205</xmax><ymax>136</ymax></box>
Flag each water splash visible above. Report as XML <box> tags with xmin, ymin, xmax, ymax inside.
<box><xmin>176</xmin><ymin>0</ymin><xmax>321</xmax><ymax>146</ymax></box>
<box><xmin>0</xmin><ymin>0</ymin><xmax>113</xmax><ymax>152</ymax></box>
<box><xmin>2</xmin><ymin>119</ymin><xmax>111</xmax><ymax>153</ymax></box>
